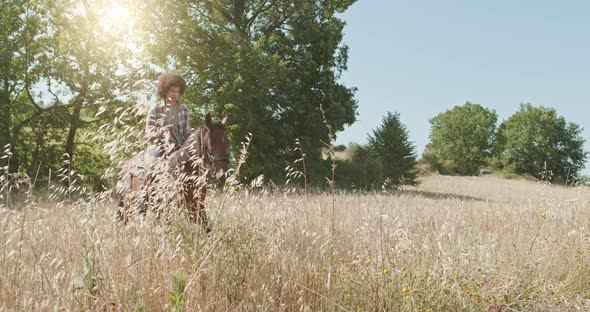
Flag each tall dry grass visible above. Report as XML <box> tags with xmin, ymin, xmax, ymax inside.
<box><xmin>3</xmin><ymin>84</ymin><xmax>590</xmax><ymax>310</ymax></box>
<box><xmin>1</xmin><ymin>174</ymin><xmax>590</xmax><ymax>311</ymax></box>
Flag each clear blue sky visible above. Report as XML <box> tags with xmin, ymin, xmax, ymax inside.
<box><xmin>335</xmin><ymin>1</ymin><xmax>590</xmax><ymax>174</ymax></box>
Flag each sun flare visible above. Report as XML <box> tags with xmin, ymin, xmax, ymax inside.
<box><xmin>98</xmin><ymin>2</ymin><xmax>131</xmax><ymax>33</ymax></box>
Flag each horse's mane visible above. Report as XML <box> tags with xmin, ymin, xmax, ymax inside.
<box><xmin>167</xmin><ymin>128</ymin><xmax>199</xmax><ymax>170</ymax></box>
<box><xmin>167</xmin><ymin>123</ymin><xmax>223</xmax><ymax>170</ymax></box>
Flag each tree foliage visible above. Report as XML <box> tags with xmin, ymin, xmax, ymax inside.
<box><xmin>1</xmin><ymin>0</ymin><xmax>359</xmax><ymax>190</ymax></box>
<box><xmin>335</xmin><ymin>143</ymin><xmax>382</xmax><ymax>189</ymax></box>
<box><xmin>494</xmin><ymin>103</ymin><xmax>587</xmax><ymax>183</ymax></box>
<box><xmin>367</xmin><ymin>112</ymin><xmax>418</xmax><ymax>186</ymax></box>
<box><xmin>428</xmin><ymin>102</ymin><xmax>497</xmax><ymax>175</ymax></box>
<box><xmin>143</xmin><ymin>0</ymin><xmax>358</xmax><ymax>182</ymax></box>
<box><xmin>0</xmin><ymin>0</ymin><xmax>143</xmax><ymax>189</ymax></box>
<box><xmin>335</xmin><ymin>112</ymin><xmax>418</xmax><ymax>189</ymax></box>
<box><xmin>0</xmin><ymin>0</ymin><xmax>49</xmax><ymax>173</ymax></box>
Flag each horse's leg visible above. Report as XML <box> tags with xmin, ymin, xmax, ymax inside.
<box><xmin>130</xmin><ymin>175</ymin><xmax>150</xmax><ymax>220</ymax></box>
<box><xmin>184</xmin><ymin>183</ymin><xmax>197</xmax><ymax>222</ymax></box>
<box><xmin>116</xmin><ymin>193</ymin><xmax>128</xmax><ymax>224</ymax></box>
<box><xmin>150</xmin><ymin>173</ymin><xmax>169</xmax><ymax>220</ymax></box>
<box><xmin>184</xmin><ymin>183</ymin><xmax>210</xmax><ymax>233</ymax></box>
<box><xmin>197</xmin><ymin>185</ymin><xmax>211</xmax><ymax>233</ymax></box>
<box><xmin>134</xmin><ymin>175</ymin><xmax>147</xmax><ymax>218</ymax></box>
<box><xmin>128</xmin><ymin>176</ymin><xmax>138</xmax><ymax>217</ymax></box>
<box><xmin>116</xmin><ymin>172</ymin><xmax>132</xmax><ymax>224</ymax></box>
<box><xmin>144</xmin><ymin>174</ymin><xmax>160</xmax><ymax>220</ymax></box>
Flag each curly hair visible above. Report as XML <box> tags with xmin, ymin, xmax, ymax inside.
<box><xmin>157</xmin><ymin>72</ymin><xmax>187</xmax><ymax>99</ymax></box>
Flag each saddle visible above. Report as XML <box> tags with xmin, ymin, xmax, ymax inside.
<box><xmin>126</xmin><ymin>151</ymin><xmax>148</xmax><ymax>181</ymax></box>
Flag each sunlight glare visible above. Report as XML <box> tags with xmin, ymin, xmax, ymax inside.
<box><xmin>99</xmin><ymin>2</ymin><xmax>131</xmax><ymax>33</ymax></box>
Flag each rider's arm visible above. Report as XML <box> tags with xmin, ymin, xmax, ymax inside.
<box><xmin>182</xmin><ymin>104</ymin><xmax>190</xmax><ymax>134</ymax></box>
<box><xmin>146</xmin><ymin>105</ymin><xmax>166</xmax><ymax>143</ymax></box>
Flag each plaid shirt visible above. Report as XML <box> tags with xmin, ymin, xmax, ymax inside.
<box><xmin>145</xmin><ymin>100</ymin><xmax>191</xmax><ymax>148</ymax></box>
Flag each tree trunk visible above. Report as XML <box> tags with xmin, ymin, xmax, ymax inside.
<box><xmin>0</xmin><ymin>87</ymin><xmax>17</xmax><ymax>171</ymax></box>
<box><xmin>0</xmin><ymin>87</ymin><xmax>11</xmax><ymax>148</ymax></box>
<box><xmin>64</xmin><ymin>98</ymin><xmax>83</xmax><ymax>163</ymax></box>
<box><xmin>64</xmin><ymin>82</ymin><xmax>88</xmax><ymax>165</ymax></box>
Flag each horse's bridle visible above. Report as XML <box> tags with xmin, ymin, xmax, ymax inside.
<box><xmin>200</xmin><ymin>125</ymin><xmax>229</xmax><ymax>166</ymax></box>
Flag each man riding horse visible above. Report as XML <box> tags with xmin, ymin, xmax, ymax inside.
<box><xmin>145</xmin><ymin>72</ymin><xmax>190</xmax><ymax>163</ymax></box>
<box><xmin>118</xmin><ymin>72</ymin><xmax>230</xmax><ymax>229</ymax></box>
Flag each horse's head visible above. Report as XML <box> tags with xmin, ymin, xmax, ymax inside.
<box><xmin>201</xmin><ymin>113</ymin><xmax>230</xmax><ymax>185</ymax></box>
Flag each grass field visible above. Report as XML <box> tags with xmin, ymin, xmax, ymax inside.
<box><xmin>1</xmin><ymin>175</ymin><xmax>590</xmax><ymax>311</ymax></box>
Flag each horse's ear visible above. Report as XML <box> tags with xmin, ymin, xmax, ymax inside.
<box><xmin>221</xmin><ymin>115</ymin><xmax>230</xmax><ymax>127</ymax></box>
<box><xmin>205</xmin><ymin>113</ymin><xmax>212</xmax><ymax>128</ymax></box>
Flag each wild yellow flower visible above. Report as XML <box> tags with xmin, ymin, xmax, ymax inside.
<box><xmin>427</xmin><ymin>276</ymin><xmax>433</xmax><ymax>281</ymax></box>
<box><xmin>554</xmin><ymin>297</ymin><xmax>559</xmax><ymax>303</ymax></box>
<box><xmin>402</xmin><ymin>272</ymin><xmax>408</xmax><ymax>278</ymax></box>
<box><xmin>547</xmin><ymin>283</ymin><xmax>553</xmax><ymax>290</ymax></box>
<box><xmin>541</xmin><ymin>212</ymin><xmax>547</xmax><ymax>218</ymax></box>
<box><xmin>405</xmin><ymin>295</ymin><xmax>410</xmax><ymax>300</ymax></box>
<box><xmin>364</xmin><ymin>258</ymin><xmax>372</xmax><ymax>265</ymax></box>
<box><xmin>383</xmin><ymin>269</ymin><xmax>389</xmax><ymax>274</ymax></box>
<box><xmin>402</xmin><ymin>287</ymin><xmax>408</xmax><ymax>293</ymax></box>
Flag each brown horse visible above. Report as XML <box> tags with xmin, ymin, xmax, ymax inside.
<box><xmin>117</xmin><ymin>113</ymin><xmax>230</xmax><ymax>229</ymax></box>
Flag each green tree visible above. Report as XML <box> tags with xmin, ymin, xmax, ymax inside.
<box><xmin>39</xmin><ymin>0</ymin><xmax>134</xmax><ymax>162</ymax></box>
<box><xmin>494</xmin><ymin>103</ymin><xmax>587</xmax><ymax>183</ymax></box>
<box><xmin>335</xmin><ymin>143</ymin><xmax>382</xmax><ymax>189</ymax></box>
<box><xmin>2</xmin><ymin>0</ymin><xmax>139</xmax><ymax>188</ymax></box>
<box><xmin>367</xmin><ymin>112</ymin><xmax>418</xmax><ymax>186</ymax></box>
<box><xmin>2</xmin><ymin>0</ymin><xmax>358</xmax><ymax>190</ymax></box>
<box><xmin>143</xmin><ymin>0</ymin><xmax>358</xmax><ymax>182</ymax></box>
<box><xmin>429</xmin><ymin>102</ymin><xmax>497</xmax><ymax>175</ymax></box>
<box><xmin>0</xmin><ymin>0</ymin><xmax>50</xmax><ymax>172</ymax></box>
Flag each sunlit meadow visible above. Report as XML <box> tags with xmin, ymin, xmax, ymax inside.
<box><xmin>1</xmin><ymin>173</ymin><xmax>590</xmax><ymax>311</ymax></box>
<box><xmin>4</xmin><ymin>1</ymin><xmax>590</xmax><ymax>311</ymax></box>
